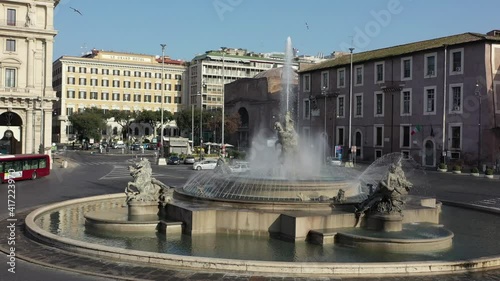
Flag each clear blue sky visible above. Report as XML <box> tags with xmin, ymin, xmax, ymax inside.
<box><xmin>54</xmin><ymin>0</ymin><xmax>500</xmax><ymax>61</ymax></box>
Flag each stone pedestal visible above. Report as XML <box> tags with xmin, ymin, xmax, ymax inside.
<box><xmin>157</xmin><ymin>157</ymin><xmax>167</xmax><ymax>165</ymax></box>
<box><xmin>127</xmin><ymin>201</ymin><xmax>159</xmax><ymax>218</ymax></box>
<box><xmin>366</xmin><ymin>214</ymin><xmax>403</xmax><ymax>232</ymax></box>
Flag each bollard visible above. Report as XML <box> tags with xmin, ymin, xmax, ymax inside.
<box><xmin>121</xmin><ymin>148</ymin><xmax>124</xmax><ymax>154</ymax></box>
<box><xmin>61</xmin><ymin>160</ymin><xmax>68</xmax><ymax>168</ymax></box>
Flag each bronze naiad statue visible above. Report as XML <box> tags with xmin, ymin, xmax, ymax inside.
<box><xmin>125</xmin><ymin>159</ymin><xmax>173</xmax><ymax>203</ymax></box>
<box><xmin>355</xmin><ymin>159</ymin><xmax>412</xmax><ymax>218</ymax></box>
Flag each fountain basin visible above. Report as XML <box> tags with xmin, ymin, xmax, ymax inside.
<box><xmin>84</xmin><ymin>208</ymin><xmax>159</xmax><ymax>233</ymax></box>
<box><xmin>25</xmin><ymin>193</ymin><xmax>500</xmax><ymax>277</ymax></box>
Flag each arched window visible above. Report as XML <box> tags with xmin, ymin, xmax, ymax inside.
<box><xmin>144</xmin><ymin>127</ymin><xmax>150</xmax><ymax>135</ymax></box>
<box><xmin>112</xmin><ymin>127</ymin><xmax>118</xmax><ymax>135</ymax></box>
<box><xmin>134</xmin><ymin>127</ymin><xmax>139</xmax><ymax>136</ymax></box>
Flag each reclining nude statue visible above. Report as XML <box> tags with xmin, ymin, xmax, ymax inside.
<box><xmin>355</xmin><ymin>159</ymin><xmax>412</xmax><ymax>226</ymax></box>
<box><xmin>125</xmin><ymin>158</ymin><xmax>173</xmax><ymax>203</ymax></box>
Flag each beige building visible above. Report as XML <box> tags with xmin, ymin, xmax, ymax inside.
<box><xmin>0</xmin><ymin>0</ymin><xmax>58</xmax><ymax>154</ymax></box>
<box><xmin>52</xmin><ymin>50</ymin><xmax>187</xmax><ymax>144</ymax></box>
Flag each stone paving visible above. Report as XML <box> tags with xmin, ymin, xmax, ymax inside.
<box><xmin>1</xmin><ymin>210</ymin><xmax>500</xmax><ymax>281</ymax></box>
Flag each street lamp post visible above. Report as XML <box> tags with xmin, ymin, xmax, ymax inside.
<box><xmin>221</xmin><ymin>47</ymin><xmax>227</xmax><ymax>157</ymax></box>
<box><xmin>348</xmin><ymin>47</ymin><xmax>354</xmax><ymax>165</ymax></box>
<box><xmin>191</xmin><ymin>104</ymin><xmax>194</xmax><ymax>151</ymax></box>
<box><xmin>322</xmin><ymin>87</ymin><xmax>328</xmax><ymax>163</ymax></box>
<box><xmin>158</xmin><ymin>44</ymin><xmax>167</xmax><ymax>165</ymax></box>
<box><xmin>475</xmin><ymin>82</ymin><xmax>482</xmax><ymax>169</ymax></box>
<box><xmin>198</xmin><ymin>91</ymin><xmax>203</xmax><ymax>148</ymax></box>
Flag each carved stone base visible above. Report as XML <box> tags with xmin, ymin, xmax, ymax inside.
<box><xmin>366</xmin><ymin>213</ymin><xmax>403</xmax><ymax>232</ymax></box>
<box><xmin>127</xmin><ymin>200</ymin><xmax>159</xmax><ymax>218</ymax></box>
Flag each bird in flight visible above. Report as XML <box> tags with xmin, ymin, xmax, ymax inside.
<box><xmin>305</xmin><ymin>22</ymin><xmax>309</xmax><ymax>30</ymax></box>
<box><xmin>70</xmin><ymin>7</ymin><xmax>83</xmax><ymax>16</ymax></box>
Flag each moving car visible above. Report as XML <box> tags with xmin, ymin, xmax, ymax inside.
<box><xmin>229</xmin><ymin>162</ymin><xmax>250</xmax><ymax>173</ymax></box>
<box><xmin>192</xmin><ymin>159</ymin><xmax>218</xmax><ymax>170</ymax></box>
<box><xmin>183</xmin><ymin>155</ymin><xmax>196</xmax><ymax>164</ymax></box>
<box><xmin>167</xmin><ymin>156</ymin><xmax>181</xmax><ymax>165</ymax></box>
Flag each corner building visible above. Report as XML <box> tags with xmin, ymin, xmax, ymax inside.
<box><xmin>52</xmin><ymin>50</ymin><xmax>187</xmax><ymax>143</ymax></box>
<box><xmin>0</xmin><ymin>0</ymin><xmax>58</xmax><ymax>154</ymax></box>
<box><xmin>299</xmin><ymin>31</ymin><xmax>500</xmax><ymax>168</ymax></box>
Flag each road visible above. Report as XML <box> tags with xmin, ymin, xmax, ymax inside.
<box><xmin>0</xmin><ymin>151</ymin><xmax>499</xmax><ymax>281</ymax></box>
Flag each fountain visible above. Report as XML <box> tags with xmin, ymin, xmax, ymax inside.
<box><xmin>21</xmin><ymin>37</ymin><xmax>500</xmax><ymax>278</ymax></box>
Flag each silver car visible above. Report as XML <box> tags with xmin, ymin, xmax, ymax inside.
<box><xmin>192</xmin><ymin>159</ymin><xmax>218</xmax><ymax>170</ymax></box>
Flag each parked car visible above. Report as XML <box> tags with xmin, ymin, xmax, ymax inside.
<box><xmin>229</xmin><ymin>162</ymin><xmax>250</xmax><ymax>173</ymax></box>
<box><xmin>130</xmin><ymin>144</ymin><xmax>141</xmax><ymax>151</ymax></box>
<box><xmin>192</xmin><ymin>159</ymin><xmax>218</xmax><ymax>170</ymax></box>
<box><xmin>167</xmin><ymin>156</ymin><xmax>181</xmax><ymax>165</ymax></box>
<box><xmin>183</xmin><ymin>155</ymin><xmax>196</xmax><ymax>164</ymax></box>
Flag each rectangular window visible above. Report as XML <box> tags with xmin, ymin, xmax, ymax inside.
<box><xmin>66</xmin><ymin>108</ymin><xmax>74</xmax><ymax>116</ymax></box>
<box><xmin>124</xmin><ymin>81</ymin><xmax>131</xmax><ymax>88</ymax></box>
<box><xmin>401</xmin><ymin>125</ymin><xmax>411</xmax><ymax>148</ymax></box>
<box><xmin>6</xmin><ymin>39</ymin><xmax>16</xmax><ymax>52</ymax></box>
<box><xmin>303</xmin><ymin>99</ymin><xmax>310</xmax><ymax>119</ymax></box>
<box><xmin>375</xmin><ymin>92</ymin><xmax>384</xmax><ymax>116</ymax></box>
<box><xmin>102</xmin><ymin>80</ymin><xmax>109</xmax><ymax>87</ymax></box>
<box><xmin>90</xmin><ymin>92</ymin><xmax>98</xmax><ymax>100</ymax></box>
<box><xmin>375</xmin><ymin>149</ymin><xmax>383</xmax><ymax>159</ymax></box>
<box><xmin>133</xmin><ymin>94</ymin><xmax>141</xmax><ymax>102</ymax></box>
<box><xmin>374</xmin><ymin>125</ymin><xmax>384</xmax><ymax>147</ymax></box>
<box><xmin>134</xmin><ymin>81</ymin><xmax>141</xmax><ymax>89</ymax></box>
<box><xmin>90</xmin><ymin>78</ymin><xmax>97</xmax><ymax>86</ymax></box>
<box><xmin>113</xmin><ymin>80</ymin><xmax>120</xmax><ymax>87</ymax></box>
<box><xmin>7</xmin><ymin>9</ymin><xmax>16</xmax><ymax>26</ymax></box>
<box><xmin>5</xmin><ymin>68</ymin><xmax>16</xmax><ymax>88</ymax></box>
<box><xmin>101</xmin><ymin>92</ymin><xmax>109</xmax><ymax>100</ymax></box>
<box><xmin>67</xmin><ymin>77</ymin><xmax>75</xmax><ymax>85</ymax></box>
<box><xmin>321</xmin><ymin>71</ymin><xmax>329</xmax><ymax>90</ymax></box>
<box><xmin>401</xmin><ymin>89</ymin><xmax>412</xmax><ymax>116</ymax></box>
<box><xmin>155</xmin><ymin>73</ymin><xmax>161</xmax><ymax>79</ymax></box>
<box><xmin>425</xmin><ymin>53</ymin><xmax>437</xmax><ymax>77</ymax></box>
<box><xmin>303</xmin><ymin>74</ymin><xmax>311</xmax><ymax>92</ymax></box>
<box><xmin>91</xmin><ymin>68</ymin><xmax>98</xmax><ymax>74</ymax></box>
<box><xmin>336</xmin><ymin>127</ymin><xmax>344</xmax><ymax>146</ymax></box>
<box><xmin>112</xmin><ymin>93</ymin><xmax>120</xmax><ymax>101</ymax></box>
<box><xmin>102</xmin><ymin>69</ymin><xmax>109</xmax><ymax>75</ymax></box>
<box><xmin>354</xmin><ymin>93</ymin><xmax>363</xmax><ymax>117</ymax></box>
<box><xmin>78</xmin><ymin>91</ymin><xmax>86</xmax><ymax>99</ymax></box>
<box><xmin>355</xmin><ymin>66</ymin><xmax>363</xmax><ymax>86</ymax></box>
<box><xmin>124</xmin><ymin>70</ymin><xmax>131</xmax><ymax>76</ymax></box>
<box><xmin>113</xmin><ymin>69</ymin><xmax>120</xmax><ymax>75</ymax></box>
<box><xmin>123</xmin><ymin>94</ymin><xmax>131</xmax><ymax>101</ymax></box>
<box><xmin>424</xmin><ymin>86</ymin><xmax>436</xmax><ymax>115</ymax></box>
<box><xmin>337</xmin><ymin>68</ymin><xmax>345</xmax><ymax>88</ymax></box>
<box><xmin>175</xmin><ymin>74</ymin><xmax>182</xmax><ymax>80</ymax></box>
<box><xmin>79</xmin><ymin>67</ymin><xmax>86</xmax><ymax>73</ymax></box>
<box><xmin>174</xmin><ymin>96</ymin><xmax>182</xmax><ymax>104</ymax></box>
<box><xmin>450</xmin><ymin>125</ymin><xmax>461</xmax><ymax>149</ymax></box>
<box><xmin>375</xmin><ymin>62</ymin><xmax>384</xmax><ymax>83</ymax></box>
<box><xmin>144</xmin><ymin>95</ymin><xmax>151</xmax><ymax>102</ymax></box>
<box><xmin>68</xmin><ymin>66</ymin><xmax>75</xmax><ymax>72</ymax></box>
<box><xmin>174</xmin><ymin>84</ymin><xmax>182</xmax><ymax>91</ymax></box>
<box><xmin>155</xmin><ymin>83</ymin><xmax>161</xmax><ymax>90</ymax></box>
<box><xmin>134</xmin><ymin>71</ymin><xmax>141</xmax><ymax>77</ymax></box>
<box><xmin>452</xmin><ymin>51</ymin><xmax>462</xmax><ymax>72</ymax></box>
<box><xmin>401</xmin><ymin>57</ymin><xmax>412</xmax><ymax>80</ymax></box>
<box><xmin>166</xmin><ymin>96</ymin><xmax>172</xmax><ymax>103</ymax></box>
<box><xmin>337</xmin><ymin>95</ymin><xmax>345</xmax><ymax>118</ymax></box>
<box><xmin>155</xmin><ymin>96</ymin><xmax>161</xmax><ymax>103</ymax></box>
<box><xmin>66</xmin><ymin>91</ymin><xmax>75</xmax><ymax>98</ymax></box>
<box><xmin>449</xmin><ymin>84</ymin><xmax>463</xmax><ymax>113</ymax></box>
<box><xmin>79</xmin><ymin>78</ymin><xmax>86</xmax><ymax>85</ymax></box>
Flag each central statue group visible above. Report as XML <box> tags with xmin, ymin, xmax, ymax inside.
<box><xmin>125</xmin><ymin>158</ymin><xmax>174</xmax><ymax>203</ymax></box>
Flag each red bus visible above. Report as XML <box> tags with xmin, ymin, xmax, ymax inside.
<box><xmin>0</xmin><ymin>154</ymin><xmax>51</xmax><ymax>183</ymax></box>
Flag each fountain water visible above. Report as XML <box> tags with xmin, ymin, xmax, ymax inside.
<box><xmin>21</xmin><ymin>37</ymin><xmax>500</xmax><ymax>277</ymax></box>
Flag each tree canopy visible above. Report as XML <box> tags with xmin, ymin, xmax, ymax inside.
<box><xmin>68</xmin><ymin>108</ymin><xmax>107</xmax><ymax>141</ymax></box>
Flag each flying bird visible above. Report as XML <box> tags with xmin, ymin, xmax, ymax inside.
<box><xmin>70</xmin><ymin>7</ymin><xmax>83</xmax><ymax>16</ymax></box>
<box><xmin>305</xmin><ymin>22</ymin><xmax>309</xmax><ymax>30</ymax></box>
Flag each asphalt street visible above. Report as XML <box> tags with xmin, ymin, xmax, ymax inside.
<box><xmin>0</xmin><ymin>150</ymin><xmax>499</xmax><ymax>281</ymax></box>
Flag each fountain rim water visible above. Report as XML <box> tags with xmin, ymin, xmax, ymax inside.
<box><xmin>23</xmin><ymin>193</ymin><xmax>500</xmax><ymax>278</ymax></box>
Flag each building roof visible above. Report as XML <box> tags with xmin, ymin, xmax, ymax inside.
<box><xmin>300</xmin><ymin>32</ymin><xmax>500</xmax><ymax>73</ymax></box>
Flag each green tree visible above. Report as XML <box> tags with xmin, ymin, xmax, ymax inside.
<box><xmin>68</xmin><ymin>110</ymin><xmax>107</xmax><ymax>142</ymax></box>
<box><xmin>136</xmin><ymin>110</ymin><xmax>173</xmax><ymax>137</ymax></box>
<box><xmin>107</xmin><ymin>110</ymin><xmax>138</xmax><ymax>140</ymax></box>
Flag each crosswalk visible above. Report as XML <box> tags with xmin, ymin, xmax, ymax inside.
<box><xmin>99</xmin><ymin>165</ymin><xmax>164</xmax><ymax>180</ymax></box>
<box><xmin>73</xmin><ymin>160</ymin><xmax>135</xmax><ymax>166</ymax></box>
